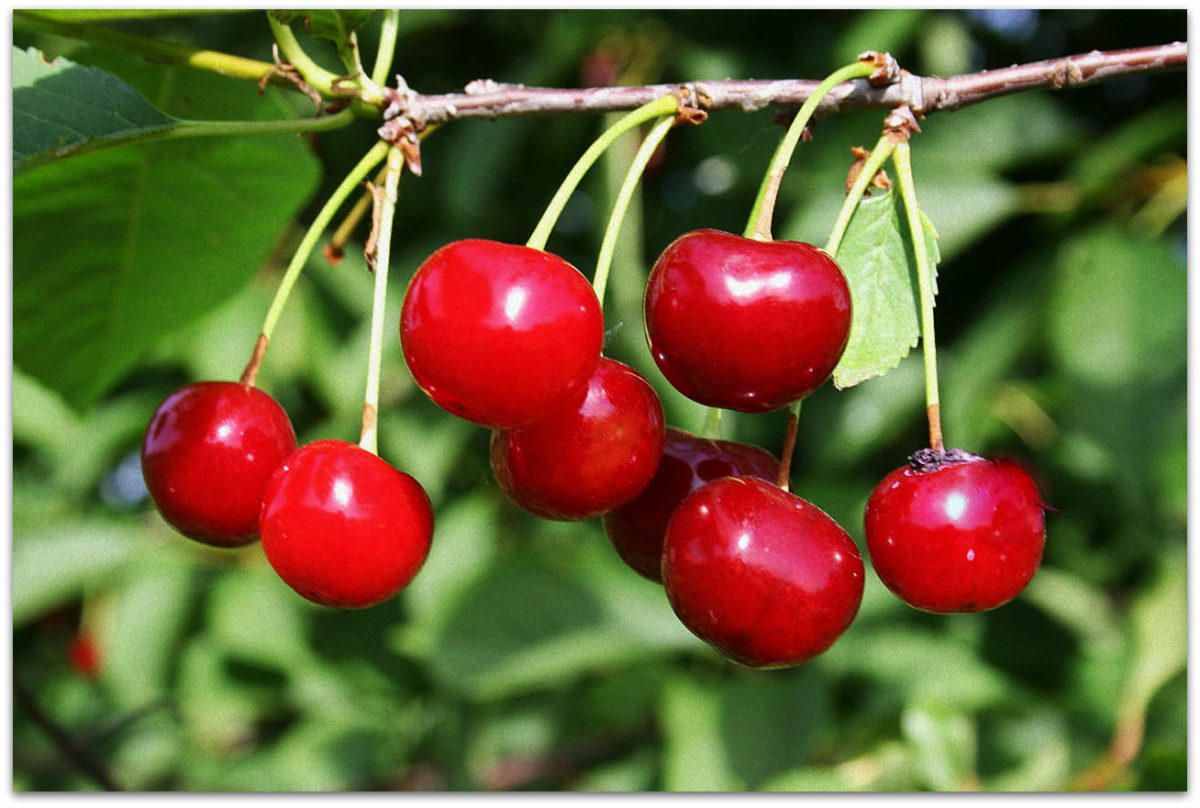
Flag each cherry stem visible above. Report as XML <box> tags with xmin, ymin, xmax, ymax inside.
<box><xmin>370</xmin><ymin>9</ymin><xmax>400</xmax><ymax>87</ymax></box>
<box><xmin>776</xmin><ymin>400</ymin><xmax>802</xmax><ymax>491</ymax></box>
<box><xmin>702</xmin><ymin>406</ymin><xmax>724</xmax><ymax>440</ymax></box>
<box><xmin>526</xmin><ymin>93</ymin><xmax>680</xmax><ymax>252</ymax></box>
<box><xmin>359</xmin><ymin>145</ymin><xmax>404</xmax><ymax>455</ymax></box>
<box><xmin>892</xmin><ymin>140</ymin><xmax>944</xmax><ymax>452</ymax></box>
<box><xmin>593</xmin><ymin>113</ymin><xmax>675</xmax><ymax>307</ymax></box>
<box><xmin>265</xmin><ymin>12</ymin><xmax>344</xmax><ymax>99</ymax></box>
<box><xmin>245</xmin><ymin>139</ymin><xmax>389</xmax><ymax>384</ymax></box>
<box><xmin>824</xmin><ymin>133</ymin><xmax>896</xmax><ymax>256</ymax></box>
<box><xmin>744</xmin><ymin>59</ymin><xmax>876</xmax><ymax>242</ymax></box>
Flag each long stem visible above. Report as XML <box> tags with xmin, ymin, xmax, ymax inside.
<box><xmin>371</xmin><ymin>9</ymin><xmax>401</xmax><ymax>87</ymax></box>
<box><xmin>702</xmin><ymin>407</ymin><xmax>724</xmax><ymax>440</ymax></box>
<box><xmin>824</xmin><ymin>133</ymin><xmax>896</xmax><ymax>256</ymax></box>
<box><xmin>526</xmin><ymin>94</ymin><xmax>679</xmax><ymax>252</ymax></box>
<box><xmin>12</xmin><ymin>11</ymin><xmax>276</xmax><ymax>84</ymax></box>
<box><xmin>776</xmin><ymin>400</ymin><xmax>802</xmax><ymax>490</ymax></box>
<box><xmin>892</xmin><ymin>141</ymin><xmax>943</xmax><ymax>452</ymax></box>
<box><xmin>592</xmin><ymin>113</ymin><xmax>675</xmax><ymax>307</ymax></box>
<box><xmin>744</xmin><ymin>60</ymin><xmax>876</xmax><ymax>241</ymax></box>
<box><xmin>266</xmin><ymin>11</ymin><xmax>344</xmax><ymax>98</ymax></box>
<box><xmin>360</xmin><ymin>145</ymin><xmax>404</xmax><ymax>454</ymax></box>
<box><xmin>241</xmin><ymin>140</ymin><xmax>389</xmax><ymax>385</ymax></box>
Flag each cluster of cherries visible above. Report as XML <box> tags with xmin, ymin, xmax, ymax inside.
<box><xmin>140</xmin><ymin>226</ymin><xmax>1047</xmax><ymax>669</ymax></box>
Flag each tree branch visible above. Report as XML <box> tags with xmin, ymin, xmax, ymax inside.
<box><xmin>394</xmin><ymin>43</ymin><xmax>1185</xmax><ymax>127</ymax></box>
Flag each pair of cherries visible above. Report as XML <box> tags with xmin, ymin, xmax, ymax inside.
<box><xmin>141</xmin><ymin>382</ymin><xmax>433</xmax><ymax>609</ymax></box>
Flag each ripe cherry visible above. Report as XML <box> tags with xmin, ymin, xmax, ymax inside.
<box><xmin>400</xmin><ymin>239</ymin><xmax>605</xmax><ymax>429</ymax></box>
<box><xmin>602</xmin><ymin>427</ymin><xmax>779</xmax><ymax>582</ymax></box>
<box><xmin>67</xmin><ymin>633</ymin><xmax>100</xmax><ymax>678</ymax></box>
<box><xmin>141</xmin><ymin>381</ymin><xmax>297</xmax><ymax>547</ymax></box>
<box><xmin>644</xmin><ymin>229</ymin><xmax>852</xmax><ymax>413</ymax></box>
<box><xmin>490</xmin><ymin>357</ymin><xmax>665</xmax><ymax>521</ymax></box>
<box><xmin>662</xmin><ymin>476</ymin><xmax>864</xmax><ymax>668</ymax></box>
<box><xmin>259</xmin><ymin>440</ymin><xmax>434</xmax><ymax>609</ymax></box>
<box><xmin>863</xmin><ymin>449</ymin><xmax>1047</xmax><ymax>614</ymax></box>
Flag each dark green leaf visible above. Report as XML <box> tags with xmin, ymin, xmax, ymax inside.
<box><xmin>832</xmin><ymin>190</ymin><xmax>939</xmax><ymax>389</ymax></box>
<box><xmin>272</xmin><ymin>10</ymin><xmax>374</xmax><ymax>46</ymax></box>
<box><xmin>13</xmin><ymin>46</ymin><xmax>176</xmax><ymax>172</ymax></box>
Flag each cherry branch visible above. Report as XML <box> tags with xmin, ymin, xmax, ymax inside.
<box><xmin>393</xmin><ymin>43</ymin><xmax>1185</xmax><ymax>127</ymax></box>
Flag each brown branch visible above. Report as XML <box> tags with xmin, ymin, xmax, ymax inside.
<box><xmin>393</xmin><ymin>43</ymin><xmax>1185</xmax><ymax>127</ymax></box>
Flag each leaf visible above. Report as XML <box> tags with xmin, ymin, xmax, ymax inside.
<box><xmin>13</xmin><ymin>124</ymin><xmax>320</xmax><ymax>412</ymax></box>
<box><xmin>1121</xmin><ymin>552</ymin><xmax>1186</xmax><ymax>719</ymax></box>
<box><xmin>660</xmin><ymin>676</ymin><xmax>741</xmax><ymax>791</ymax></box>
<box><xmin>13</xmin><ymin>47</ymin><xmax>176</xmax><ymax>173</ymax></box>
<box><xmin>272</xmin><ymin>10</ymin><xmax>373</xmax><ymax>47</ymax></box>
<box><xmin>832</xmin><ymin>189</ymin><xmax>939</xmax><ymax>389</ymax></box>
<box><xmin>901</xmin><ymin>704</ymin><xmax>977</xmax><ymax>790</ymax></box>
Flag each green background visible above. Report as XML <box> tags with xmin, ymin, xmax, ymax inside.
<box><xmin>12</xmin><ymin>9</ymin><xmax>1187</xmax><ymax>791</ymax></box>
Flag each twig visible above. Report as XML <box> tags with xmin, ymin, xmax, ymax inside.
<box><xmin>13</xmin><ymin>677</ymin><xmax>122</xmax><ymax>791</ymax></box>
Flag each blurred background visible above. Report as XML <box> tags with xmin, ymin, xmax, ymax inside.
<box><xmin>11</xmin><ymin>9</ymin><xmax>1187</xmax><ymax>791</ymax></box>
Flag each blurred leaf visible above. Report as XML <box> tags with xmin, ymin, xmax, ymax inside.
<box><xmin>832</xmin><ymin>8</ymin><xmax>927</xmax><ymax>62</ymax></box>
<box><xmin>661</xmin><ymin>675</ymin><xmax>741</xmax><ymax>791</ymax></box>
<box><xmin>206</xmin><ymin>566</ymin><xmax>313</xmax><ymax>669</ymax></box>
<box><xmin>12</xmin><ymin>522</ymin><xmax>139</xmax><ymax>625</ymax></box>
<box><xmin>100</xmin><ymin>559</ymin><xmax>197</xmax><ymax>708</ymax></box>
<box><xmin>1067</xmin><ymin>101</ymin><xmax>1187</xmax><ymax>199</ymax></box>
<box><xmin>13</xmin><ymin>46</ymin><xmax>175</xmax><ymax>172</ymax></box>
<box><xmin>981</xmin><ymin>709</ymin><xmax>1071</xmax><ymax>791</ymax></box>
<box><xmin>901</xmin><ymin>704</ymin><xmax>976</xmax><ymax>790</ymax></box>
<box><xmin>833</xmin><ymin>190</ymin><xmax>938</xmax><ymax>389</ymax></box>
<box><xmin>1120</xmin><ymin>551</ymin><xmax>1186</xmax><ymax>719</ymax></box>
<box><xmin>762</xmin><ymin>766</ymin><xmax>848</xmax><ymax>792</ymax></box>
<box><xmin>272</xmin><ymin>10</ymin><xmax>373</xmax><ymax>46</ymax></box>
<box><xmin>1048</xmin><ymin>225</ymin><xmax>1185</xmax><ymax>388</ymax></box>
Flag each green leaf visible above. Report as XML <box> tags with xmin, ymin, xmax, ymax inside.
<box><xmin>14</xmin><ymin>128</ymin><xmax>320</xmax><ymax>412</ymax></box>
<box><xmin>272</xmin><ymin>10</ymin><xmax>373</xmax><ymax>46</ymax></box>
<box><xmin>12</xmin><ymin>521</ymin><xmax>140</xmax><ymax>625</ymax></box>
<box><xmin>660</xmin><ymin>675</ymin><xmax>742</xmax><ymax>791</ymax></box>
<box><xmin>1049</xmin><ymin>224</ymin><xmax>1186</xmax><ymax>388</ymax></box>
<box><xmin>1121</xmin><ymin>552</ymin><xmax>1186</xmax><ymax>719</ymax></box>
<box><xmin>832</xmin><ymin>190</ymin><xmax>939</xmax><ymax>389</ymax></box>
<box><xmin>13</xmin><ymin>47</ymin><xmax>176</xmax><ymax>172</ymax></box>
<box><xmin>901</xmin><ymin>704</ymin><xmax>977</xmax><ymax>790</ymax></box>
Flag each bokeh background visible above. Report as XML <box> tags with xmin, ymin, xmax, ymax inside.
<box><xmin>12</xmin><ymin>9</ymin><xmax>1187</xmax><ymax>791</ymax></box>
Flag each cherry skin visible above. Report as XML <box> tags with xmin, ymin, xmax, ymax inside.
<box><xmin>400</xmin><ymin>239</ymin><xmax>605</xmax><ymax>429</ymax></box>
<box><xmin>602</xmin><ymin>427</ymin><xmax>779</xmax><ymax>582</ymax></box>
<box><xmin>662</xmin><ymin>476</ymin><xmax>864</xmax><ymax>668</ymax></box>
<box><xmin>644</xmin><ymin>229</ymin><xmax>852</xmax><ymax>413</ymax></box>
<box><xmin>863</xmin><ymin>449</ymin><xmax>1046</xmax><ymax>614</ymax></box>
<box><xmin>141</xmin><ymin>381</ymin><xmax>297</xmax><ymax>547</ymax></box>
<box><xmin>259</xmin><ymin>440</ymin><xmax>434</xmax><ymax>609</ymax></box>
<box><xmin>490</xmin><ymin>357</ymin><xmax>665</xmax><ymax>521</ymax></box>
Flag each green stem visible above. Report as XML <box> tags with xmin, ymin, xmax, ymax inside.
<box><xmin>744</xmin><ymin>59</ymin><xmax>876</xmax><ymax>241</ymax></box>
<box><xmin>526</xmin><ymin>94</ymin><xmax>679</xmax><ymax>252</ymax></box>
<box><xmin>360</xmin><ymin>145</ymin><xmax>404</xmax><ymax>455</ymax></box>
<box><xmin>702</xmin><ymin>407</ymin><xmax>724</xmax><ymax>440</ymax></box>
<box><xmin>892</xmin><ymin>141</ymin><xmax>944</xmax><ymax>452</ymax></box>
<box><xmin>824</xmin><ymin>133</ymin><xmax>896</xmax><ymax>256</ymax></box>
<box><xmin>243</xmin><ymin>140</ymin><xmax>390</xmax><ymax>384</ymax></box>
<box><xmin>13</xmin><ymin>11</ymin><xmax>276</xmax><ymax>84</ymax></box>
<box><xmin>371</xmin><ymin>9</ymin><xmax>401</xmax><ymax>87</ymax></box>
<box><xmin>266</xmin><ymin>11</ymin><xmax>345</xmax><ymax>98</ymax></box>
<box><xmin>592</xmin><ymin>113</ymin><xmax>675</xmax><ymax>307</ymax></box>
<box><xmin>173</xmin><ymin>106</ymin><xmax>356</xmax><ymax>139</ymax></box>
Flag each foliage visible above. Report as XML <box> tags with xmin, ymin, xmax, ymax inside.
<box><xmin>11</xmin><ymin>9</ymin><xmax>1187</xmax><ymax>792</ymax></box>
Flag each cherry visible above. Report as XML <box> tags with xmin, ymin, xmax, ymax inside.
<box><xmin>662</xmin><ymin>476</ymin><xmax>864</xmax><ymax>668</ymax></box>
<box><xmin>400</xmin><ymin>239</ymin><xmax>605</xmax><ymax>429</ymax></box>
<box><xmin>259</xmin><ymin>440</ymin><xmax>434</xmax><ymax>609</ymax></box>
<box><xmin>602</xmin><ymin>427</ymin><xmax>779</xmax><ymax>582</ymax></box>
<box><xmin>644</xmin><ymin>229</ymin><xmax>852</xmax><ymax>413</ymax></box>
<box><xmin>490</xmin><ymin>357</ymin><xmax>665</xmax><ymax>521</ymax></box>
<box><xmin>863</xmin><ymin>448</ymin><xmax>1047</xmax><ymax>614</ymax></box>
<box><xmin>141</xmin><ymin>381</ymin><xmax>297</xmax><ymax>547</ymax></box>
<box><xmin>67</xmin><ymin>633</ymin><xmax>100</xmax><ymax>678</ymax></box>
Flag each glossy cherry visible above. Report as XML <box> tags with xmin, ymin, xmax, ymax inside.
<box><xmin>141</xmin><ymin>381</ymin><xmax>297</xmax><ymax>547</ymax></box>
<box><xmin>400</xmin><ymin>239</ymin><xmax>605</xmax><ymax>429</ymax></box>
<box><xmin>490</xmin><ymin>357</ymin><xmax>665</xmax><ymax>521</ymax></box>
<box><xmin>662</xmin><ymin>476</ymin><xmax>864</xmax><ymax>668</ymax></box>
<box><xmin>259</xmin><ymin>440</ymin><xmax>434</xmax><ymax>609</ymax></box>
<box><xmin>864</xmin><ymin>449</ymin><xmax>1047</xmax><ymax>614</ymax></box>
<box><xmin>644</xmin><ymin>229</ymin><xmax>852</xmax><ymax>413</ymax></box>
<box><xmin>602</xmin><ymin>427</ymin><xmax>779</xmax><ymax>582</ymax></box>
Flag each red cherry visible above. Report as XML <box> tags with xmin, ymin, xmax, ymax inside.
<box><xmin>662</xmin><ymin>476</ymin><xmax>864</xmax><ymax>668</ymax></box>
<box><xmin>141</xmin><ymin>381</ymin><xmax>297</xmax><ymax>547</ymax></box>
<box><xmin>864</xmin><ymin>449</ymin><xmax>1047</xmax><ymax>613</ymax></box>
<box><xmin>490</xmin><ymin>357</ymin><xmax>665</xmax><ymax>521</ymax></box>
<box><xmin>602</xmin><ymin>427</ymin><xmax>779</xmax><ymax>582</ymax></box>
<box><xmin>259</xmin><ymin>440</ymin><xmax>434</xmax><ymax>609</ymax></box>
<box><xmin>67</xmin><ymin>633</ymin><xmax>100</xmax><ymax>678</ymax></box>
<box><xmin>644</xmin><ymin>229</ymin><xmax>852</xmax><ymax>413</ymax></box>
<box><xmin>400</xmin><ymin>239</ymin><xmax>605</xmax><ymax>429</ymax></box>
